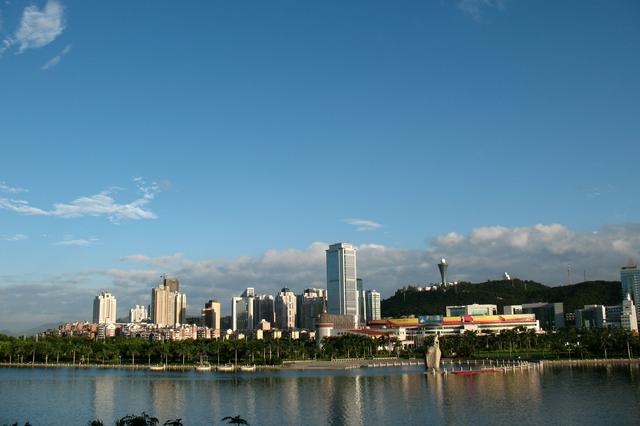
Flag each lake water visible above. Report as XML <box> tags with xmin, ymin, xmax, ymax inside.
<box><xmin>1</xmin><ymin>364</ymin><xmax>639</xmax><ymax>425</ymax></box>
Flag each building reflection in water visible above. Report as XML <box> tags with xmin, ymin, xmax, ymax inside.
<box><xmin>93</xmin><ymin>374</ymin><xmax>115</xmax><ymax>422</ymax></box>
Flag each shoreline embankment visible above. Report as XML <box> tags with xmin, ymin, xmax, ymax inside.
<box><xmin>2</xmin><ymin>358</ymin><xmax>639</xmax><ymax>372</ymax></box>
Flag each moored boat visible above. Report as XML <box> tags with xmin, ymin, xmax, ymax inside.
<box><xmin>239</xmin><ymin>365</ymin><xmax>256</xmax><ymax>372</ymax></box>
<box><xmin>217</xmin><ymin>364</ymin><xmax>235</xmax><ymax>372</ymax></box>
<box><xmin>149</xmin><ymin>365</ymin><xmax>166</xmax><ymax>371</ymax></box>
<box><xmin>195</xmin><ymin>363</ymin><xmax>212</xmax><ymax>372</ymax></box>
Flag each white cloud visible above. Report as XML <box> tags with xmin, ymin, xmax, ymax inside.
<box><xmin>457</xmin><ymin>0</ymin><xmax>506</xmax><ymax>22</ymax></box>
<box><xmin>0</xmin><ymin>178</ymin><xmax>162</xmax><ymax>222</ymax></box>
<box><xmin>343</xmin><ymin>218</ymin><xmax>383</xmax><ymax>231</ymax></box>
<box><xmin>1</xmin><ymin>233</ymin><xmax>28</xmax><ymax>241</ymax></box>
<box><xmin>0</xmin><ymin>181</ymin><xmax>28</xmax><ymax>193</ymax></box>
<box><xmin>14</xmin><ymin>0</ymin><xmax>65</xmax><ymax>53</ymax></box>
<box><xmin>1</xmin><ymin>223</ymin><xmax>638</xmax><ymax>332</ymax></box>
<box><xmin>41</xmin><ymin>43</ymin><xmax>70</xmax><ymax>70</ymax></box>
<box><xmin>54</xmin><ymin>236</ymin><xmax>99</xmax><ymax>247</ymax></box>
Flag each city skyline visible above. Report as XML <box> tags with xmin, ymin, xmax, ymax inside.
<box><xmin>1</xmin><ymin>0</ymin><xmax>639</xmax><ymax>332</ymax></box>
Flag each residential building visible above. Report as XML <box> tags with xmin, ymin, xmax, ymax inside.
<box><xmin>326</xmin><ymin>242</ymin><xmax>359</xmax><ymax>324</ymax></box>
<box><xmin>151</xmin><ymin>277</ymin><xmax>186</xmax><ymax>327</ymax></box>
<box><xmin>365</xmin><ymin>289</ymin><xmax>381</xmax><ymax>321</ymax></box>
<box><xmin>231</xmin><ymin>287</ymin><xmax>255</xmax><ymax>331</ymax></box>
<box><xmin>275</xmin><ymin>288</ymin><xmax>297</xmax><ymax>330</ymax></box>
<box><xmin>93</xmin><ymin>291</ymin><xmax>117</xmax><ymax>324</ymax></box>
<box><xmin>202</xmin><ymin>300</ymin><xmax>221</xmax><ymax>337</ymax></box>
<box><xmin>253</xmin><ymin>294</ymin><xmax>275</xmax><ymax>327</ymax></box>
<box><xmin>129</xmin><ymin>305</ymin><xmax>148</xmax><ymax>323</ymax></box>
<box><xmin>297</xmin><ymin>288</ymin><xmax>326</xmax><ymax>330</ymax></box>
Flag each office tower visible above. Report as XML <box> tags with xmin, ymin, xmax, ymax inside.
<box><xmin>621</xmin><ymin>263</ymin><xmax>640</xmax><ymax>327</ymax></box>
<box><xmin>202</xmin><ymin>300</ymin><xmax>221</xmax><ymax>336</ymax></box>
<box><xmin>575</xmin><ymin>305</ymin><xmax>607</xmax><ymax>329</ymax></box>
<box><xmin>438</xmin><ymin>258</ymin><xmax>448</xmax><ymax>286</ymax></box>
<box><xmin>357</xmin><ymin>278</ymin><xmax>367</xmax><ymax>324</ymax></box>
<box><xmin>93</xmin><ymin>291</ymin><xmax>117</xmax><ymax>324</ymax></box>
<box><xmin>129</xmin><ymin>305</ymin><xmax>148</xmax><ymax>323</ymax></box>
<box><xmin>365</xmin><ymin>289</ymin><xmax>381</xmax><ymax>321</ymax></box>
<box><xmin>151</xmin><ymin>276</ymin><xmax>186</xmax><ymax>327</ymax></box>
<box><xmin>521</xmin><ymin>302</ymin><xmax>565</xmax><ymax>330</ymax></box>
<box><xmin>253</xmin><ymin>294</ymin><xmax>275</xmax><ymax>327</ymax></box>
<box><xmin>326</xmin><ymin>242</ymin><xmax>359</xmax><ymax>324</ymax></box>
<box><xmin>297</xmin><ymin>288</ymin><xmax>326</xmax><ymax>330</ymax></box>
<box><xmin>276</xmin><ymin>288</ymin><xmax>297</xmax><ymax>330</ymax></box>
<box><xmin>621</xmin><ymin>294</ymin><xmax>638</xmax><ymax>332</ymax></box>
<box><xmin>231</xmin><ymin>287</ymin><xmax>257</xmax><ymax>331</ymax></box>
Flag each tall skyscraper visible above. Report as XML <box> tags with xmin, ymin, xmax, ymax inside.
<box><xmin>366</xmin><ymin>289</ymin><xmax>381</xmax><ymax>321</ymax></box>
<box><xmin>202</xmin><ymin>299</ymin><xmax>221</xmax><ymax>336</ymax></box>
<box><xmin>326</xmin><ymin>242</ymin><xmax>359</xmax><ymax>324</ymax></box>
<box><xmin>438</xmin><ymin>258</ymin><xmax>448</xmax><ymax>286</ymax></box>
<box><xmin>621</xmin><ymin>263</ymin><xmax>640</xmax><ymax>327</ymax></box>
<box><xmin>129</xmin><ymin>305</ymin><xmax>148</xmax><ymax>323</ymax></box>
<box><xmin>93</xmin><ymin>291</ymin><xmax>117</xmax><ymax>324</ymax></box>
<box><xmin>276</xmin><ymin>288</ymin><xmax>297</xmax><ymax>330</ymax></box>
<box><xmin>151</xmin><ymin>276</ymin><xmax>186</xmax><ymax>327</ymax></box>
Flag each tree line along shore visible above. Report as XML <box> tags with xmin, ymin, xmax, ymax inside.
<box><xmin>1</xmin><ymin>326</ymin><xmax>639</xmax><ymax>369</ymax></box>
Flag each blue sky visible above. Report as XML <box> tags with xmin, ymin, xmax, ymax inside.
<box><xmin>1</xmin><ymin>0</ymin><xmax>639</xmax><ymax>331</ymax></box>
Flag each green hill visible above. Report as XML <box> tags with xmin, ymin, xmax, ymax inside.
<box><xmin>381</xmin><ymin>279</ymin><xmax>622</xmax><ymax>317</ymax></box>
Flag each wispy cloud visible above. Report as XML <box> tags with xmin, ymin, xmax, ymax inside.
<box><xmin>0</xmin><ymin>178</ymin><xmax>162</xmax><ymax>222</ymax></box>
<box><xmin>456</xmin><ymin>0</ymin><xmax>506</xmax><ymax>22</ymax></box>
<box><xmin>41</xmin><ymin>43</ymin><xmax>70</xmax><ymax>70</ymax></box>
<box><xmin>343</xmin><ymin>218</ymin><xmax>383</xmax><ymax>231</ymax></box>
<box><xmin>0</xmin><ymin>181</ymin><xmax>28</xmax><ymax>193</ymax></box>
<box><xmin>1</xmin><ymin>233</ymin><xmax>28</xmax><ymax>241</ymax></box>
<box><xmin>54</xmin><ymin>236</ymin><xmax>99</xmax><ymax>247</ymax></box>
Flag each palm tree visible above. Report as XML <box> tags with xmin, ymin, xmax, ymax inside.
<box><xmin>115</xmin><ymin>412</ymin><xmax>159</xmax><ymax>426</ymax></box>
<box><xmin>221</xmin><ymin>415</ymin><xmax>249</xmax><ymax>425</ymax></box>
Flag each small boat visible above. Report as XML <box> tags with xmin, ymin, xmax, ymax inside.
<box><xmin>239</xmin><ymin>365</ymin><xmax>256</xmax><ymax>372</ymax></box>
<box><xmin>195</xmin><ymin>363</ymin><xmax>212</xmax><ymax>372</ymax></box>
<box><xmin>217</xmin><ymin>364</ymin><xmax>235</xmax><ymax>372</ymax></box>
<box><xmin>149</xmin><ymin>365</ymin><xmax>166</xmax><ymax>371</ymax></box>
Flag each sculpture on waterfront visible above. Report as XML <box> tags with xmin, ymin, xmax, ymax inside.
<box><xmin>425</xmin><ymin>333</ymin><xmax>442</xmax><ymax>371</ymax></box>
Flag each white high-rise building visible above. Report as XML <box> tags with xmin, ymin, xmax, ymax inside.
<box><xmin>276</xmin><ymin>288</ymin><xmax>297</xmax><ymax>330</ymax></box>
<box><xmin>93</xmin><ymin>291</ymin><xmax>117</xmax><ymax>324</ymax></box>
<box><xmin>326</xmin><ymin>242</ymin><xmax>359</xmax><ymax>324</ymax></box>
<box><xmin>366</xmin><ymin>289</ymin><xmax>381</xmax><ymax>321</ymax></box>
<box><xmin>129</xmin><ymin>305</ymin><xmax>148</xmax><ymax>323</ymax></box>
<box><xmin>621</xmin><ymin>293</ymin><xmax>638</xmax><ymax>332</ymax></box>
<box><xmin>621</xmin><ymin>263</ymin><xmax>640</xmax><ymax>328</ymax></box>
<box><xmin>151</xmin><ymin>277</ymin><xmax>186</xmax><ymax>327</ymax></box>
<box><xmin>231</xmin><ymin>287</ymin><xmax>256</xmax><ymax>331</ymax></box>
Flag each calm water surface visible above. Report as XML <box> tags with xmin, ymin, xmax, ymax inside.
<box><xmin>1</xmin><ymin>365</ymin><xmax>639</xmax><ymax>425</ymax></box>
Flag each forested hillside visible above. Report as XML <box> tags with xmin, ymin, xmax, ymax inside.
<box><xmin>381</xmin><ymin>280</ymin><xmax>622</xmax><ymax>317</ymax></box>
